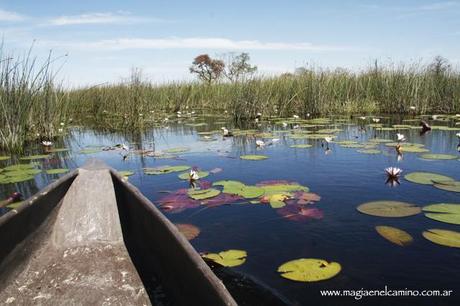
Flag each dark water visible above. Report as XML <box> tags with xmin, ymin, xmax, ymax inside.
<box><xmin>1</xmin><ymin>116</ymin><xmax>460</xmax><ymax>305</ymax></box>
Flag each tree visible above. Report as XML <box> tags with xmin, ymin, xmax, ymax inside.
<box><xmin>189</xmin><ymin>54</ymin><xmax>225</xmax><ymax>84</ymax></box>
<box><xmin>223</xmin><ymin>52</ymin><xmax>257</xmax><ymax>82</ymax></box>
<box><xmin>428</xmin><ymin>56</ymin><xmax>451</xmax><ymax>76</ymax></box>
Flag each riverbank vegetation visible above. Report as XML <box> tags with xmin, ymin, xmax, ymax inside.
<box><xmin>1</xmin><ymin>46</ymin><xmax>459</xmax><ymax>152</ymax></box>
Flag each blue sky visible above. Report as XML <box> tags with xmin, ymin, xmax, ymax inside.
<box><xmin>1</xmin><ymin>0</ymin><xmax>459</xmax><ymax>86</ymax></box>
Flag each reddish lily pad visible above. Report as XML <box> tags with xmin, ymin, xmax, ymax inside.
<box><xmin>175</xmin><ymin>223</ymin><xmax>200</xmax><ymax>240</ymax></box>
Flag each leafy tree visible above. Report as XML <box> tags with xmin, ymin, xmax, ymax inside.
<box><xmin>189</xmin><ymin>54</ymin><xmax>225</xmax><ymax>84</ymax></box>
<box><xmin>223</xmin><ymin>52</ymin><xmax>257</xmax><ymax>82</ymax></box>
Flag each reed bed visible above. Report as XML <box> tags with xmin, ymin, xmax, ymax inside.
<box><xmin>68</xmin><ymin>62</ymin><xmax>460</xmax><ymax>125</ymax></box>
<box><xmin>0</xmin><ymin>46</ymin><xmax>69</xmax><ymax>152</ymax></box>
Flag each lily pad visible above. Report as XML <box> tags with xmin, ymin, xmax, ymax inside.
<box><xmin>157</xmin><ymin>189</ymin><xmax>200</xmax><ymax>213</ymax></box>
<box><xmin>290</xmin><ymin>144</ymin><xmax>313</xmax><ymax>149</ymax></box>
<box><xmin>404</xmin><ymin>172</ymin><xmax>454</xmax><ymax>185</ymax></box>
<box><xmin>277</xmin><ymin>258</ymin><xmax>341</xmax><ymax>282</ymax></box>
<box><xmin>375</xmin><ymin>226</ymin><xmax>413</xmax><ymax>246</ymax></box>
<box><xmin>240</xmin><ymin>155</ymin><xmax>268</xmax><ymax>160</ymax></box>
<box><xmin>277</xmin><ymin>205</ymin><xmax>324</xmax><ymax>221</ymax></box>
<box><xmin>398</xmin><ymin>146</ymin><xmax>430</xmax><ymax>153</ymax></box>
<box><xmin>0</xmin><ymin>156</ymin><xmax>11</xmax><ymax>161</ymax></box>
<box><xmin>213</xmin><ymin>180</ymin><xmax>264</xmax><ymax>199</ymax></box>
<box><xmin>5</xmin><ymin>201</ymin><xmax>24</xmax><ymax>209</ymax></box>
<box><xmin>178</xmin><ymin>171</ymin><xmax>209</xmax><ymax>180</ymax></box>
<box><xmin>79</xmin><ymin>148</ymin><xmax>101</xmax><ymax>154</ymax></box>
<box><xmin>423</xmin><ymin>203</ymin><xmax>460</xmax><ymax>225</ymax></box>
<box><xmin>423</xmin><ymin>229</ymin><xmax>460</xmax><ymax>248</ymax></box>
<box><xmin>163</xmin><ymin>147</ymin><xmax>190</xmax><ymax>154</ymax></box>
<box><xmin>175</xmin><ymin>223</ymin><xmax>200</xmax><ymax>240</ymax></box>
<box><xmin>261</xmin><ymin>183</ymin><xmax>309</xmax><ymax>195</ymax></box>
<box><xmin>144</xmin><ymin>165</ymin><xmax>190</xmax><ymax>175</ymax></box>
<box><xmin>433</xmin><ymin>181</ymin><xmax>460</xmax><ymax>193</ymax></box>
<box><xmin>0</xmin><ymin>174</ymin><xmax>36</xmax><ymax>184</ymax></box>
<box><xmin>268</xmin><ymin>194</ymin><xmax>290</xmax><ymax>208</ymax></box>
<box><xmin>118</xmin><ymin>170</ymin><xmax>134</xmax><ymax>177</ymax></box>
<box><xmin>48</xmin><ymin>148</ymin><xmax>69</xmax><ymax>153</ymax></box>
<box><xmin>187</xmin><ymin>188</ymin><xmax>221</xmax><ymax>200</ymax></box>
<box><xmin>420</xmin><ymin>154</ymin><xmax>458</xmax><ymax>160</ymax></box>
<box><xmin>202</xmin><ymin>249</ymin><xmax>247</xmax><ymax>267</ymax></box>
<box><xmin>357</xmin><ymin>149</ymin><xmax>381</xmax><ymax>154</ymax></box>
<box><xmin>20</xmin><ymin>154</ymin><xmax>51</xmax><ymax>160</ymax></box>
<box><xmin>357</xmin><ymin>201</ymin><xmax>421</xmax><ymax>217</ymax></box>
<box><xmin>46</xmin><ymin>168</ymin><xmax>69</xmax><ymax>175</ymax></box>
<box><xmin>3</xmin><ymin>164</ymin><xmax>37</xmax><ymax>171</ymax></box>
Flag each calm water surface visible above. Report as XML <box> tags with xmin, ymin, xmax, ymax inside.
<box><xmin>1</xmin><ymin>115</ymin><xmax>460</xmax><ymax>305</ymax></box>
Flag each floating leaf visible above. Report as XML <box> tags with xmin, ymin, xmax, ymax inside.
<box><xmin>213</xmin><ymin>180</ymin><xmax>264</xmax><ymax>198</ymax></box>
<box><xmin>404</xmin><ymin>172</ymin><xmax>454</xmax><ymax>185</ymax></box>
<box><xmin>178</xmin><ymin>171</ymin><xmax>209</xmax><ymax>180</ymax></box>
<box><xmin>433</xmin><ymin>181</ymin><xmax>460</xmax><ymax>193</ymax></box>
<box><xmin>375</xmin><ymin>226</ymin><xmax>413</xmax><ymax>246</ymax></box>
<box><xmin>277</xmin><ymin>258</ymin><xmax>341</xmax><ymax>282</ymax></box>
<box><xmin>144</xmin><ymin>165</ymin><xmax>190</xmax><ymax>175</ymax></box>
<box><xmin>290</xmin><ymin>144</ymin><xmax>312</xmax><ymax>149</ymax></box>
<box><xmin>398</xmin><ymin>146</ymin><xmax>430</xmax><ymax>153</ymax></box>
<box><xmin>420</xmin><ymin>154</ymin><xmax>458</xmax><ymax>160</ymax></box>
<box><xmin>0</xmin><ymin>156</ymin><xmax>11</xmax><ymax>161</ymax></box>
<box><xmin>202</xmin><ymin>249</ymin><xmax>247</xmax><ymax>267</ymax></box>
<box><xmin>268</xmin><ymin>194</ymin><xmax>290</xmax><ymax>208</ymax></box>
<box><xmin>79</xmin><ymin>148</ymin><xmax>101</xmax><ymax>154</ymax></box>
<box><xmin>118</xmin><ymin>170</ymin><xmax>134</xmax><ymax>177</ymax></box>
<box><xmin>163</xmin><ymin>147</ymin><xmax>190</xmax><ymax>154</ymax></box>
<box><xmin>48</xmin><ymin>148</ymin><xmax>69</xmax><ymax>153</ymax></box>
<box><xmin>277</xmin><ymin>205</ymin><xmax>324</xmax><ymax>221</ymax></box>
<box><xmin>261</xmin><ymin>183</ymin><xmax>309</xmax><ymax>196</ymax></box>
<box><xmin>368</xmin><ymin>138</ymin><xmax>392</xmax><ymax>143</ymax></box>
<box><xmin>240</xmin><ymin>155</ymin><xmax>268</xmax><ymax>160</ymax></box>
<box><xmin>0</xmin><ymin>174</ymin><xmax>36</xmax><ymax>184</ymax></box>
<box><xmin>5</xmin><ymin>201</ymin><xmax>24</xmax><ymax>209</ymax></box>
<box><xmin>46</xmin><ymin>168</ymin><xmax>69</xmax><ymax>175</ymax></box>
<box><xmin>19</xmin><ymin>154</ymin><xmax>51</xmax><ymax>160</ymax></box>
<box><xmin>188</xmin><ymin>188</ymin><xmax>221</xmax><ymax>200</ymax></box>
<box><xmin>175</xmin><ymin>223</ymin><xmax>200</xmax><ymax>240</ymax></box>
<box><xmin>423</xmin><ymin>203</ymin><xmax>460</xmax><ymax>225</ymax></box>
<box><xmin>157</xmin><ymin>189</ymin><xmax>200</xmax><ymax>213</ymax></box>
<box><xmin>3</xmin><ymin>164</ymin><xmax>37</xmax><ymax>171</ymax></box>
<box><xmin>357</xmin><ymin>149</ymin><xmax>381</xmax><ymax>154</ymax></box>
<box><xmin>357</xmin><ymin>201</ymin><xmax>421</xmax><ymax>217</ymax></box>
<box><xmin>423</xmin><ymin>229</ymin><xmax>460</xmax><ymax>248</ymax></box>
<box><xmin>201</xmin><ymin>193</ymin><xmax>243</xmax><ymax>207</ymax></box>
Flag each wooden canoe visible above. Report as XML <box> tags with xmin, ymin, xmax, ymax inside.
<box><xmin>0</xmin><ymin>159</ymin><xmax>237</xmax><ymax>305</ymax></box>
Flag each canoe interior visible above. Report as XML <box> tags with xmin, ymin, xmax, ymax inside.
<box><xmin>0</xmin><ymin>165</ymin><xmax>236</xmax><ymax>305</ymax></box>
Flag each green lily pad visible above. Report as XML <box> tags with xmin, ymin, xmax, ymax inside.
<box><xmin>261</xmin><ymin>184</ymin><xmax>309</xmax><ymax>196</ymax></box>
<box><xmin>213</xmin><ymin>180</ymin><xmax>264</xmax><ymax>198</ymax></box>
<box><xmin>368</xmin><ymin>138</ymin><xmax>392</xmax><ymax>143</ymax></box>
<box><xmin>423</xmin><ymin>203</ymin><xmax>460</xmax><ymax>225</ymax></box>
<box><xmin>79</xmin><ymin>148</ymin><xmax>101</xmax><ymax>154</ymax></box>
<box><xmin>277</xmin><ymin>258</ymin><xmax>341</xmax><ymax>282</ymax></box>
<box><xmin>188</xmin><ymin>188</ymin><xmax>221</xmax><ymax>200</ymax></box>
<box><xmin>423</xmin><ymin>229</ymin><xmax>460</xmax><ymax>248</ymax></box>
<box><xmin>240</xmin><ymin>155</ymin><xmax>268</xmax><ymax>160</ymax></box>
<box><xmin>48</xmin><ymin>148</ymin><xmax>69</xmax><ymax>153</ymax></box>
<box><xmin>357</xmin><ymin>201</ymin><xmax>421</xmax><ymax>217</ymax></box>
<box><xmin>3</xmin><ymin>164</ymin><xmax>37</xmax><ymax>171</ymax></box>
<box><xmin>404</xmin><ymin>172</ymin><xmax>454</xmax><ymax>185</ymax></box>
<box><xmin>420</xmin><ymin>154</ymin><xmax>458</xmax><ymax>160</ymax></box>
<box><xmin>19</xmin><ymin>154</ymin><xmax>51</xmax><ymax>160</ymax></box>
<box><xmin>290</xmin><ymin>144</ymin><xmax>312</xmax><ymax>149</ymax></box>
<box><xmin>144</xmin><ymin>165</ymin><xmax>191</xmax><ymax>175</ymax></box>
<box><xmin>341</xmin><ymin>144</ymin><xmax>365</xmax><ymax>148</ymax></box>
<box><xmin>268</xmin><ymin>194</ymin><xmax>290</xmax><ymax>208</ymax></box>
<box><xmin>118</xmin><ymin>170</ymin><xmax>134</xmax><ymax>177</ymax></box>
<box><xmin>178</xmin><ymin>171</ymin><xmax>209</xmax><ymax>180</ymax></box>
<box><xmin>46</xmin><ymin>168</ymin><xmax>69</xmax><ymax>175</ymax></box>
<box><xmin>375</xmin><ymin>226</ymin><xmax>413</xmax><ymax>246</ymax></box>
<box><xmin>399</xmin><ymin>146</ymin><xmax>430</xmax><ymax>153</ymax></box>
<box><xmin>163</xmin><ymin>147</ymin><xmax>190</xmax><ymax>154</ymax></box>
<box><xmin>202</xmin><ymin>249</ymin><xmax>247</xmax><ymax>267</ymax></box>
<box><xmin>5</xmin><ymin>201</ymin><xmax>24</xmax><ymax>209</ymax></box>
<box><xmin>357</xmin><ymin>149</ymin><xmax>381</xmax><ymax>154</ymax></box>
<box><xmin>0</xmin><ymin>175</ymin><xmax>36</xmax><ymax>184</ymax></box>
<box><xmin>433</xmin><ymin>181</ymin><xmax>460</xmax><ymax>193</ymax></box>
<box><xmin>0</xmin><ymin>156</ymin><xmax>11</xmax><ymax>161</ymax></box>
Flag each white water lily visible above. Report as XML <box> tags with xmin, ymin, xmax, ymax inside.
<box><xmin>256</xmin><ymin>112</ymin><xmax>262</xmax><ymax>117</ymax></box>
<box><xmin>41</xmin><ymin>141</ymin><xmax>53</xmax><ymax>147</ymax></box>
<box><xmin>271</xmin><ymin>138</ymin><xmax>280</xmax><ymax>143</ymax></box>
<box><xmin>432</xmin><ymin>115</ymin><xmax>438</xmax><ymax>120</ymax></box>
<box><xmin>256</xmin><ymin>140</ymin><xmax>265</xmax><ymax>147</ymax></box>
<box><xmin>324</xmin><ymin>137</ymin><xmax>333</xmax><ymax>143</ymax></box>
<box><xmin>385</xmin><ymin>167</ymin><xmax>402</xmax><ymax>178</ymax></box>
<box><xmin>397</xmin><ymin>133</ymin><xmax>406</xmax><ymax>142</ymax></box>
<box><xmin>121</xmin><ymin>144</ymin><xmax>129</xmax><ymax>151</ymax></box>
<box><xmin>293</xmin><ymin>115</ymin><xmax>299</xmax><ymax>119</ymax></box>
<box><xmin>293</xmin><ymin>125</ymin><xmax>300</xmax><ymax>129</ymax></box>
<box><xmin>282</xmin><ymin>122</ymin><xmax>288</xmax><ymax>128</ymax></box>
<box><xmin>359</xmin><ymin>116</ymin><xmax>366</xmax><ymax>120</ymax></box>
<box><xmin>410</xmin><ymin>106</ymin><xmax>416</xmax><ymax>110</ymax></box>
<box><xmin>177</xmin><ymin>111</ymin><xmax>182</xmax><ymax>114</ymax></box>
<box><xmin>189</xmin><ymin>169</ymin><xmax>200</xmax><ymax>181</ymax></box>
<box><xmin>372</xmin><ymin>118</ymin><xmax>380</xmax><ymax>123</ymax></box>
<box><xmin>456</xmin><ymin>132</ymin><xmax>460</xmax><ymax>138</ymax></box>
<box><xmin>58</xmin><ymin>128</ymin><xmax>63</xmax><ymax>133</ymax></box>
<box><xmin>306</xmin><ymin>113</ymin><xmax>310</xmax><ymax>117</ymax></box>
<box><xmin>60</xmin><ymin>122</ymin><xmax>65</xmax><ymax>126</ymax></box>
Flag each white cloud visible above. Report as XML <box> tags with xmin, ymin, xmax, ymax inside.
<box><xmin>48</xmin><ymin>11</ymin><xmax>162</xmax><ymax>26</ymax></box>
<box><xmin>0</xmin><ymin>9</ymin><xmax>26</xmax><ymax>21</ymax></box>
<box><xmin>44</xmin><ymin>37</ymin><xmax>358</xmax><ymax>52</ymax></box>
